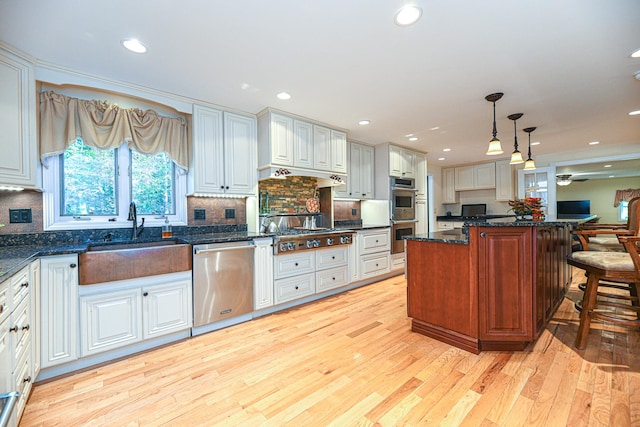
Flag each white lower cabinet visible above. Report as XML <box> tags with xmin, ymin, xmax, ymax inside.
<box><xmin>274</xmin><ymin>274</ymin><xmax>315</xmax><ymax>304</ymax></box>
<box><xmin>360</xmin><ymin>252</ymin><xmax>391</xmax><ymax>279</ymax></box>
<box><xmin>315</xmin><ymin>246</ymin><xmax>349</xmax><ymax>292</ymax></box>
<box><xmin>79</xmin><ymin>272</ymin><xmax>192</xmax><ymax>357</ymax></box>
<box><xmin>40</xmin><ymin>254</ymin><xmax>78</xmax><ymax>369</ymax></box>
<box><xmin>316</xmin><ymin>266</ymin><xmax>349</xmax><ymax>292</ymax></box>
<box><xmin>354</xmin><ymin>228</ymin><xmax>391</xmax><ymax>281</ymax></box>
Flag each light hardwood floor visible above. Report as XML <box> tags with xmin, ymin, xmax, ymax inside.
<box><xmin>21</xmin><ymin>268</ymin><xmax>640</xmax><ymax>426</ymax></box>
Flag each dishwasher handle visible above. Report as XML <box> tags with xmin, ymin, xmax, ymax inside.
<box><xmin>194</xmin><ymin>244</ymin><xmax>256</xmax><ymax>255</ymax></box>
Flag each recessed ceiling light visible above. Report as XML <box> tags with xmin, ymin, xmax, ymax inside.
<box><xmin>630</xmin><ymin>110</ymin><xmax>640</xmax><ymax>116</ymax></box>
<box><xmin>531</xmin><ymin>141</ymin><xmax>541</xmax><ymax>146</ymax></box>
<box><xmin>443</xmin><ymin>148</ymin><xmax>451</xmax><ymax>152</ymax></box>
<box><xmin>121</xmin><ymin>38</ymin><xmax>147</xmax><ymax>53</ymax></box>
<box><xmin>589</xmin><ymin>141</ymin><xmax>600</xmax><ymax>145</ymax></box>
<box><xmin>430</xmin><ymin>126</ymin><xmax>440</xmax><ymax>131</ymax></box>
<box><xmin>404</xmin><ymin>133</ymin><xmax>414</xmax><ymax>137</ymax></box>
<box><xmin>358</xmin><ymin>120</ymin><xmax>370</xmax><ymax>125</ymax></box>
<box><xmin>394</xmin><ymin>5</ymin><xmax>422</xmax><ymax>26</ymax></box>
<box><xmin>276</xmin><ymin>92</ymin><xmax>291</xmax><ymax>100</ymax></box>
<box><xmin>609</xmin><ymin>175</ymin><xmax>615</xmax><ymax>178</ymax></box>
<box><xmin>631</xmin><ymin>48</ymin><xmax>640</xmax><ymax>58</ymax></box>
<box><xmin>603</xmin><ymin>164</ymin><xmax>612</xmax><ymax>168</ymax></box>
<box><xmin>408</xmin><ymin>137</ymin><xmax>418</xmax><ymax>141</ymax></box>
<box><xmin>635</xmin><ymin>71</ymin><xmax>640</xmax><ymax>81</ymax></box>
<box><xmin>438</xmin><ymin>157</ymin><xmax>445</xmax><ymax>161</ymax></box>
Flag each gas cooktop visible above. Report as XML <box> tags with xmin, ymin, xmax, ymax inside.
<box><xmin>273</xmin><ymin>230</ymin><xmax>354</xmax><ymax>254</ymax></box>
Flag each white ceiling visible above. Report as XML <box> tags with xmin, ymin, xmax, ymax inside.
<box><xmin>1</xmin><ymin>0</ymin><xmax>639</xmax><ymax>169</ymax></box>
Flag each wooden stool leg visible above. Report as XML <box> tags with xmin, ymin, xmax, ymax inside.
<box><xmin>576</xmin><ymin>273</ymin><xmax>600</xmax><ymax>349</ymax></box>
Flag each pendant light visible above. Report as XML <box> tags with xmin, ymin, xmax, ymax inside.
<box><xmin>508</xmin><ymin>113</ymin><xmax>524</xmax><ymax>164</ymax></box>
<box><xmin>485</xmin><ymin>92</ymin><xmax>504</xmax><ymax>155</ymax></box>
<box><xmin>523</xmin><ymin>127</ymin><xmax>537</xmax><ymax>170</ymax></box>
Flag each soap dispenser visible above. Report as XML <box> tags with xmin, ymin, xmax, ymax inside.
<box><xmin>162</xmin><ymin>217</ymin><xmax>173</xmax><ymax>238</ymax></box>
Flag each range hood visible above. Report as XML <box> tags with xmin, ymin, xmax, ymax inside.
<box><xmin>257</xmin><ymin>165</ymin><xmax>347</xmax><ymax>187</ymax></box>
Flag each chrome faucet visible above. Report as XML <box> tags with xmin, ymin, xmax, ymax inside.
<box><xmin>127</xmin><ymin>202</ymin><xmax>145</xmax><ymax>240</ymax></box>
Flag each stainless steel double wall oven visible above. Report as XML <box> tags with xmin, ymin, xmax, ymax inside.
<box><xmin>390</xmin><ymin>177</ymin><xmax>417</xmax><ymax>254</ymax></box>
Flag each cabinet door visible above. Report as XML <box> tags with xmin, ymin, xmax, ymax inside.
<box><xmin>270</xmin><ymin>113</ymin><xmax>294</xmax><ymax>166</ymax></box>
<box><xmin>474</xmin><ymin>163</ymin><xmax>496</xmax><ymax>189</ymax></box>
<box><xmin>224</xmin><ymin>112</ymin><xmax>257</xmax><ymax>195</ymax></box>
<box><xmin>253</xmin><ymin>238</ymin><xmax>274</xmax><ymax>310</ymax></box>
<box><xmin>348</xmin><ymin>143</ymin><xmax>363</xmax><ymax>198</ymax></box>
<box><xmin>495</xmin><ymin>160</ymin><xmax>513</xmax><ymax>201</ymax></box>
<box><xmin>454</xmin><ymin>166</ymin><xmax>474</xmax><ymax>191</ymax></box>
<box><xmin>40</xmin><ymin>255</ymin><xmax>78</xmax><ymax>368</ymax></box>
<box><xmin>0</xmin><ymin>47</ymin><xmax>37</xmax><ymax>188</ymax></box>
<box><xmin>360</xmin><ymin>144</ymin><xmax>375</xmax><ymax>199</ymax></box>
<box><xmin>80</xmin><ymin>288</ymin><xmax>141</xmax><ymax>356</ymax></box>
<box><xmin>330</xmin><ymin>130</ymin><xmax>347</xmax><ymax>173</ymax></box>
<box><xmin>415</xmin><ymin>153</ymin><xmax>427</xmax><ymax>198</ymax></box>
<box><xmin>316</xmin><ymin>266</ymin><xmax>349</xmax><ymax>292</ymax></box>
<box><xmin>442</xmin><ymin>168</ymin><xmax>459</xmax><ymax>203</ymax></box>
<box><xmin>0</xmin><ymin>317</ymin><xmax>10</xmax><ymax>394</ymax></box>
<box><xmin>273</xmin><ymin>251</ymin><xmax>315</xmax><ymax>279</ymax></box>
<box><xmin>192</xmin><ymin>105</ymin><xmax>224</xmax><ymax>194</ymax></box>
<box><xmin>518</xmin><ymin>166</ymin><xmax>556</xmax><ymax>220</ymax></box>
<box><xmin>402</xmin><ymin>149</ymin><xmax>416</xmax><ymax>178</ymax></box>
<box><xmin>293</xmin><ymin>120</ymin><xmax>313</xmax><ymax>168</ymax></box>
<box><xmin>29</xmin><ymin>260</ymin><xmax>40</xmax><ymax>379</ymax></box>
<box><xmin>313</xmin><ymin>125</ymin><xmax>331</xmax><ymax>171</ymax></box>
<box><xmin>144</xmin><ymin>279</ymin><xmax>192</xmax><ymax>339</ymax></box>
<box><xmin>360</xmin><ymin>230</ymin><xmax>391</xmax><ymax>254</ymax></box>
<box><xmin>477</xmin><ymin>227</ymin><xmax>533</xmax><ymax>341</ymax></box>
<box><xmin>416</xmin><ymin>200</ymin><xmax>427</xmax><ymax>234</ymax></box>
<box><xmin>389</xmin><ymin>145</ymin><xmax>403</xmax><ymax>178</ymax></box>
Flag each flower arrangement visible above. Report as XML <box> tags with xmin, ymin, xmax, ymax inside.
<box><xmin>508</xmin><ymin>197</ymin><xmax>544</xmax><ymax>220</ymax></box>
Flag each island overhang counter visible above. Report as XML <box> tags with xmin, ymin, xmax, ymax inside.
<box><xmin>405</xmin><ymin>221</ymin><xmax>573</xmax><ymax>354</ymax></box>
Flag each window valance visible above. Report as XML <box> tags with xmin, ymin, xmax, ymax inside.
<box><xmin>614</xmin><ymin>188</ymin><xmax>640</xmax><ymax>207</ymax></box>
<box><xmin>39</xmin><ymin>91</ymin><xmax>189</xmax><ymax>170</ymax></box>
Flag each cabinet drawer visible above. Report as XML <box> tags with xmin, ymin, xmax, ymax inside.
<box><xmin>360</xmin><ymin>231</ymin><xmax>391</xmax><ymax>254</ymax></box>
<box><xmin>274</xmin><ymin>252</ymin><xmax>315</xmax><ymax>279</ymax></box>
<box><xmin>316</xmin><ymin>266</ymin><xmax>349</xmax><ymax>292</ymax></box>
<box><xmin>436</xmin><ymin>221</ymin><xmax>454</xmax><ymax>230</ymax></box>
<box><xmin>274</xmin><ymin>274</ymin><xmax>315</xmax><ymax>304</ymax></box>
<box><xmin>316</xmin><ymin>247</ymin><xmax>348</xmax><ymax>270</ymax></box>
<box><xmin>11</xmin><ymin>266</ymin><xmax>30</xmax><ymax>306</ymax></box>
<box><xmin>14</xmin><ymin>343</ymin><xmax>32</xmax><ymax>420</ymax></box>
<box><xmin>0</xmin><ymin>279</ymin><xmax>9</xmax><ymax>325</ymax></box>
<box><xmin>361</xmin><ymin>253</ymin><xmax>390</xmax><ymax>277</ymax></box>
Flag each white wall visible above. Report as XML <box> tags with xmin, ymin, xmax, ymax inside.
<box><xmin>557</xmin><ymin>176</ymin><xmax>640</xmax><ymax>223</ymax></box>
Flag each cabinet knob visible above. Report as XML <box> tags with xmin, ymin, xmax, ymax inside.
<box><xmin>0</xmin><ymin>305</ymin><xmax>4</xmax><ymax>314</ymax></box>
<box><xmin>226</xmin><ymin>186</ymin><xmax>229</xmax><ymax>190</ymax></box>
<box><xmin>9</xmin><ymin>326</ymin><xmax>18</xmax><ymax>333</ymax></box>
<box><xmin>332</xmin><ymin>256</ymin><xmax>336</xmax><ymax>259</ymax></box>
<box><xmin>22</xmin><ymin>324</ymin><xmax>30</xmax><ymax>331</ymax></box>
<box><xmin>143</xmin><ymin>291</ymin><xmax>149</xmax><ymax>297</ymax></box>
<box><xmin>332</xmin><ymin>277</ymin><xmax>336</xmax><ymax>281</ymax></box>
<box><xmin>295</xmin><ymin>286</ymin><xmax>299</xmax><ymax>290</ymax></box>
<box><xmin>480</xmin><ymin>232</ymin><xmax>486</xmax><ymax>238</ymax></box>
<box><xmin>70</xmin><ymin>263</ymin><xmax>77</xmax><ymax>268</ymax></box>
<box><xmin>295</xmin><ymin>262</ymin><xmax>299</xmax><ymax>266</ymax></box>
<box><xmin>220</xmin><ymin>185</ymin><xmax>225</xmax><ymax>189</ymax></box>
<box><xmin>23</xmin><ymin>376</ymin><xmax>31</xmax><ymax>383</ymax></box>
<box><xmin>21</xmin><ymin>281</ymin><xmax>29</xmax><ymax>288</ymax></box>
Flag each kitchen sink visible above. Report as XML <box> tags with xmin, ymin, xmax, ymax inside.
<box><xmin>79</xmin><ymin>239</ymin><xmax>192</xmax><ymax>285</ymax></box>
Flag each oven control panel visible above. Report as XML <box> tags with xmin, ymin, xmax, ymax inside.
<box><xmin>274</xmin><ymin>232</ymin><xmax>354</xmax><ymax>254</ymax></box>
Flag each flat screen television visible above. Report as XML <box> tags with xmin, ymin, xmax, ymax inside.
<box><xmin>557</xmin><ymin>200</ymin><xmax>591</xmax><ymax>219</ymax></box>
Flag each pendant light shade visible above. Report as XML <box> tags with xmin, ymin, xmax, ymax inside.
<box><xmin>508</xmin><ymin>113</ymin><xmax>524</xmax><ymax>164</ymax></box>
<box><xmin>523</xmin><ymin>127</ymin><xmax>537</xmax><ymax>170</ymax></box>
<box><xmin>485</xmin><ymin>93</ymin><xmax>504</xmax><ymax>155</ymax></box>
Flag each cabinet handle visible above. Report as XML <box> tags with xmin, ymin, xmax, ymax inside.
<box><xmin>22</xmin><ymin>324</ymin><xmax>30</xmax><ymax>331</ymax></box>
<box><xmin>295</xmin><ymin>286</ymin><xmax>299</xmax><ymax>290</ymax></box>
<box><xmin>480</xmin><ymin>232</ymin><xmax>486</xmax><ymax>238</ymax></box>
<box><xmin>21</xmin><ymin>282</ymin><xmax>29</xmax><ymax>288</ymax></box>
<box><xmin>143</xmin><ymin>291</ymin><xmax>149</xmax><ymax>297</ymax></box>
<box><xmin>9</xmin><ymin>326</ymin><xmax>18</xmax><ymax>333</ymax></box>
<box><xmin>0</xmin><ymin>305</ymin><xmax>3</xmax><ymax>314</ymax></box>
<box><xmin>70</xmin><ymin>263</ymin><xmax>77</xmax><ymax>268</ymax></box>
<box><xmin>23</xmin><ymin>376</ymin><xmax>31</xmax><ymax>383</ymax></box>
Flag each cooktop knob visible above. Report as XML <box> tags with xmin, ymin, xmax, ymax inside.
<box><xmin>306</xmin><ymin>240</ymin><xmax>314</xmax><ymax>249</ymax></box>
<box><xmin>313</xmin><ymin>239</ymin><xmax>320</xmax><ymax>248</ymax></box>
<box><xmin>279</xmin><ymin>243</ymin><xmax>288</xmax><ymax>252</ymax></box>
<box><xmin>287</xmin><ymin>242</ymin><xmax>296</xmax><ymax>250</ymax></box>
<box><xmin>326</xmin><ymin>237</ymin><xmax>334</xmax><ymax>245</ymax></box>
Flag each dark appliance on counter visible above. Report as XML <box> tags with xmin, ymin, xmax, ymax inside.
<box><xmin>391</xmin><ymin>177</ymin><xmax>416</xmax><ymax>221</ymax></box>
<box><xmin>460</xmin><ymin>204</ymin><xmax>487</xmax><ymax>218</ymax></box>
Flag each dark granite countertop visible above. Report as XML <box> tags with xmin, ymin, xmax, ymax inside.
<box><xmin>405</xmin><ymin>219</ymin><xmax>576</xmax><ymax>245</ymax></box>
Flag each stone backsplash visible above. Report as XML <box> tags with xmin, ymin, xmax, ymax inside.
<box><xmin>258</xmin><ymin>176</ymin><xmax>319</xmax><ymax>214</ymax></box>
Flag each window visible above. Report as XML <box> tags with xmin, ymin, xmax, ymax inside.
<box><xmin>44</xmin><ymin>139</ymin><xmax>186</xmax><ymax>230</ymax></box>
<box><xmin>619</xmin><ymin>200</ymin><xmax>629</xmax><ymax>222</ymax></box>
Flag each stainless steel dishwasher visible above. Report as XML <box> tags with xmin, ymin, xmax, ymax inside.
<box><xmin>193</xmin><ymin>241</ymin><xmax>255</xmax><ymax>327</ymax></box>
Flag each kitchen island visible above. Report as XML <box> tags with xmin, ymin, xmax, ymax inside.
<box><xmin>405</xmin><ymin>221</ymin><xmax>573</xmax><ymax>354</ymax></box>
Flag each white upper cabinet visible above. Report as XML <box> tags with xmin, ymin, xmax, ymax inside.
<box><xmin>190</xmin><ymin>105</ymin><xmax>257</xmax><ymax>195</ymax></box>
<box><xmin>313</xmin><ymin>125</ymin><xmax>332</xmax><ymax>171</ymax></box>
<box><xmin>454</xmin><ymin>163</ymin><xmax>495</xmax><ymax>191</ymax></box>
<box><xmin>293</xmin><ymin>120</ymin><xmax>313</xmax><ymax>168</ymax></box>
<box><xmin>495</xmin><ymin>159</ymin><xmax>514</xmax><ymax>201</ymax></box>
<box><xmin>415</xmin><ymin>152</ymin><xmax>427</xmax><ymax>199</ymax></box>
<box><xmin>334</xmin><ymin>141</ymin><xmax>374</xmax><ymax>200</ymax></box>
<box><xmin>0</xmin><ymin>45</ymin><xmax>38</xmax><ymax>189</ymax></box>
<box><xmin>441</xmin><ymin>167</ymin><xmax>459</xmax><ymax>204</ymax></box>
<box><xmin>257</xmin><ymin>109</ymin><xmax>348</xmax><ymax>176</ymax></box>
<box><xmin>389</xmin><ymin>145</ymin><xmax>415</xmax><ymax>178</ymax></box>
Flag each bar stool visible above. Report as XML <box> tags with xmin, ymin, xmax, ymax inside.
<box><xmin>567</xmin><ymin>236</ymin><xmax>640</xmax><ymax>349</ymax></box>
